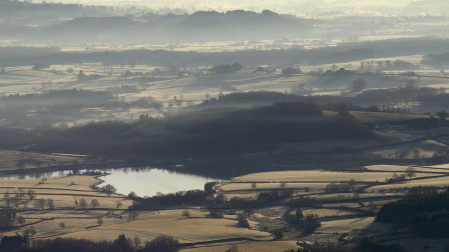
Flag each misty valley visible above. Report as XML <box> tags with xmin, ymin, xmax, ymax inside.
<box><xmin>3</xmin><ymin>0</ymin><xmax>449</xmax><ymax>251</ymax></box>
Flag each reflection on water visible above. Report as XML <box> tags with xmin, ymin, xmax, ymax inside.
<box><xmin>0</xmin><ymin>170</ymin><xmax>74</xmax><ymax>180</ymax></box>
<box><xmin>0</xmin><ymin>167</ymin><xmax>219</xmax><ymax>197</ymax></box>
<box><xmin>97</xmin><ymin>167</ymin><xmax>220</xmax><ymax>197</ymax></box>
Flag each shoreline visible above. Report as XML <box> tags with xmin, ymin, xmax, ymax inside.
<box><xmin>0</xmin><ymin>161</ymin><xmax>131</xmax><ymax>177</ymax></box>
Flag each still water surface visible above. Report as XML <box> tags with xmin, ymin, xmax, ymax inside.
<box><xmin>97</xmin><ymin>168</ymin><xmax>220</xmax><ymax>197</ymax></box>
<box><xmin>0</xmin><ymin>167</ymin><xmax>220</xmax><ymax>197</ymax></box>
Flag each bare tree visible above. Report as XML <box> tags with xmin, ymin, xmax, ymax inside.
<box><xmin>22</xmin><ymin>229</ymin><xmax>30</xmax><ymax>237</ymax></box>
<box><xmin>59</xmin><ymin>222</ymin><xmax>65</xmax><ymax>229</ymax></box>
<box><xmin>97</xmin><ymin>217</ymin><xmax>103</xmax><ymax>226</ymax></box>
<box><xmin>47</xmin><ymin>198</ymin><xmax>55</xmax><ymax>209</ymax></box>
<box><xmin>128</xmin><ymin>212</ymin><xmax>139</xmax><ymax>221</ymax></box>
<box><xmin>17</xmin><ymin>188</ymin><xmax>25</xmax><ymax>200</ymax></box>
<box><xmin>79</xmin><ymin>198</ymin><xmax>87</xmax><ymax>209</ymax></box>
<box><xmin>182</xmin><ymin>210</ymin><xmax>191</xmax><ymax>218</ymax></box>
<box><xmin>17</xmin><ymin>215</ymin><xmax>26</xmax><ymax>226</ymax></box>
<box><xmin>12</xmin><ymin>195</ymin><xmax>19</xmax><ymax>209</ymax></box>
<box><xmin>29</xmin><ymin>226</ymin><xmax>36</xmax><ymax>236</ymax></box>
<box><xmin>35</xmin><ymin>199</ymin><xmax>45</xmax><ymax>210</ymax></box>
<box><xmin>244</xmin><ymin>208</ymin><xmax>254</xmax><ymax>217</ymax></box>
<box><xmin>4</xmin><ymin>191</ymin><xmax>11</xmax><ymax>208</ymax></box>
<box><xmin>116</xmin><ymin>201</ymin><xmax>123</xmax><ymax>209</ymax></box>
<box><xmin>27</xmin><ymin>190</ymin><xmax>36</xmax><ymax>200</ymax></box>
<box><xmin>23</xmin><ymin>226</ymin><xmax>36</xmax><ymax>237</ymax></box>
<box><xmin>3</xmin><ymin>190</ymin><xmax>10</xmax><ymax>200</ymax></box>
<box><xmin>405</xmin><ymin>167</ymin><xmax>417</xmax><ymax>179</ymax></box>
<box><xmin>73</xmin><ymin>196</ymin><xmax>78</xmax><ymax>208</ymax></box>
<box><xmin>91</xmin><ymin>199</ymin><xmax>100</xmax><ymax>209</ymax></box>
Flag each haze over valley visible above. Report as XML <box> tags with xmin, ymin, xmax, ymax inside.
<box><xmin>3</xmin><ymin>0</ymin><xmax>449</xmax><ymax>251</ymax></box>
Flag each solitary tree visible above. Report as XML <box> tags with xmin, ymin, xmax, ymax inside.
<box><xmin>27</xmin><ymin>190</ymin><xmax>36</xmax><ymax>200</ymax></box>
<box><xmin>244</xmin><ymin>208</ymin><xmax>254</xmax><ymax>217</ymax></box>
<box><xmin>97</xmin><ymin>217</ymin><xmax>103</xmax><ymax>226</ymax></box>
<box><xmin>77</xmin><ymin>70</ymin><xmax>86</xmax><ymax>80</ymax></box>
<box><xmin>405</xmin><ymin>167</ymin><xmax>417</xmax><ymax>179</ymax></box>
<box><xmin>128</xmin><ymin>212</ymin><xmax>138</xmax><ymax>221</ymax></box>
<box><xmin>35</xmin><ymin>199</ymin><xmax>45</xmax><ymax>210</ymax></box>
<box><xmin>79</xmin><ymin>198</ymin><xmax>87</xmax><ymax>209</ymax></box>
<box><xmin>128</xmin><ymin>191</ymin><xmax>138</xmax><ymax>199</ymax></box>
<box><xmin>101</xmin><ymin>184</ymin><xmax>117</xmax><ymax>197</ymax></box>
<box><xmin>17</xmin><ymin>188</ymin><xmax>25</xmax><ymax>200</ymax></box>
<box><xmin>91</xmin><ymin>199</ymin><xmax>100</xmax><ymax>209</ymax></box>
<box><xmin>182</xmin><ymin>210</ymin><xmax>191</xmax><ymax>218</ymax></box>
<box><xmin>280</xmin><ymin>182</ymin><xmax>287</xmax><ymax>189</ymax></box>
<box><xmin>116</xmin><ymin>201</ymin><xmax>123</xmax><ymax>209</ymax></box>
<box><xmin>47</xmin><ymin>198</ymin><xmax>55</xmax><ymax>209</ymax></box>
<box><xmin>237</xmin><ymin>214</ymin><xmax>250</xmax><ymax>228</ymax></box>
<box><xmin>59</xmin><ymin>222</ymin><xmax>65</xmax><ymax>229</ymax></box>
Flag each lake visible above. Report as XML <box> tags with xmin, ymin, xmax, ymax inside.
<box><xmin>0</xmin><ymin>167</ymin><xmax>220</xmax><ymax>197</ymax></box>
<box><xmin>97</xmin><ymin>167</ymin><xmax>220</xmax><ymax>197</ymax></box>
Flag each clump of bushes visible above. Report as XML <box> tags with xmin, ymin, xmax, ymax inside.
<box><xmin>237</xmin><ymin>214</ymin><xmax>250</xmax><ymax>228</ymax></box>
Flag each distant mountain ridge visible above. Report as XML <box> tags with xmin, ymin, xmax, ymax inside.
<box><xmin>1</xmin><ymin>5</ymin><xmax>312</xmax><ymax>43</ymax></box>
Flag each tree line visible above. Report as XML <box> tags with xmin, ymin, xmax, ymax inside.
<box><xmin>376</xmin><ymin>188</ymin><xmax>449</xmax><ymax>238</ymax></box>
<box><xmin>3</xmin><ymin>37</ymin><xmax>449</xmax><ymax>67</ymax></box>
<box><xmin>2</xmin><ymin>100</ymin><xmax>376</xmax><ymax>160</ymax></box>
<box><xmin>0</xmin><ymin>233</ymin><xmax>180</xmax><ymax>252</ymax></box>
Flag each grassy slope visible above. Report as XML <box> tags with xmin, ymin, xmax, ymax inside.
<box><xmin>0</xmin><ymin>175</ymin><xmax>273</xmax><ymax>246</ymax></box>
